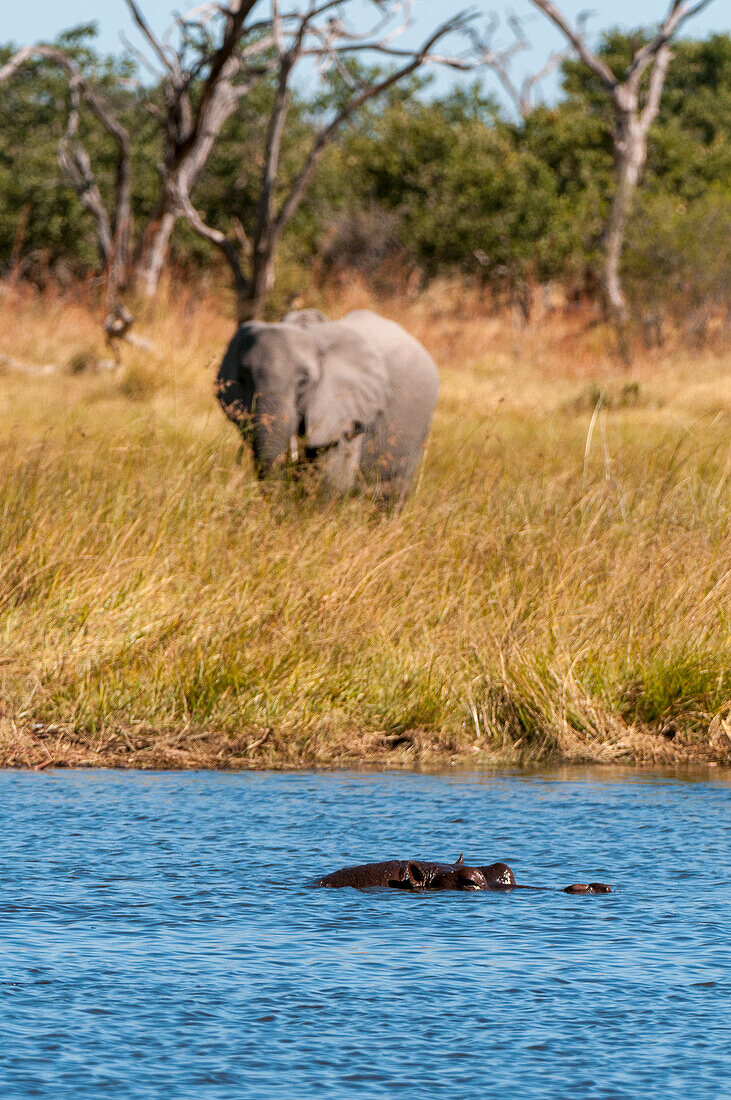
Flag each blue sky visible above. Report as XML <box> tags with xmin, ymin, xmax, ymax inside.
<box><xmin>4</xmin><ymin>1</ymin><xmax>729</xmax><ymax>108</ymax></box>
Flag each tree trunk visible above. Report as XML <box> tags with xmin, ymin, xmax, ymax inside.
<box><xmin>604</xmin><ymin>113</ymin><xmax>645</xmax><ymax>361</ymax></box>
<box><xmin>138</xmin><ymin>211</ymin><xmax>176</xmax><ymax>298</ymax></box>
<box><xmin>236</xmin><ymin>247</ymin><xmax>273</xmax><ymax>322</ymax></box>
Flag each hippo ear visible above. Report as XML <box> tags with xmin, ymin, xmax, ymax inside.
<box><xmin>304</xmin><ymin>324</ymin><xmax>388</xmax><ymax>449</ymax></box>
<box><xmin>456</xmin><ymin>853</ymin><xmax>464</xmax><ymax>865</ymax></box>
<box><xmin>406</xmin><ymin>862</ymin><xmax>426</xmax><ymax>887</ymax></box>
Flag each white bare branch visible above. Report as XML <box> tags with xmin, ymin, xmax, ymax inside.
<box><xmin>272</xmin><ymin>10</ymin><xmax>475</xmax><ymax>242</ymax></box>
<box><xmin>527</xmin><ymin>0</ymin><xmax>716</xmax><ymax>348</ymax></box>
<box><xmin>119</xmin><ymin>31</ymin><xmax>163</xmax><ymax>80</ymax></box>
<box><xmin>626</xmin><ymin>0</ymin><xmax>715</xmax><ymax>82</ymax></box>
<box><xmin>0</xmin><ymin>352</ymin><xmax>64</xmax><ymax>377</ymax></box>
<box><xmin>272</xmin><ymin>0</ymin><xmax>285</xmax><ymax>57</ymax></box>
<box><xmin>530</xmin><ymin>0</ymin><xmax>618</xmax><ymax>89</ymax></box>
<box><xmin>124</xmin><ymin>0</ymin><xmax>181</xmax><ymax>74</ymax></box>
<box><xmin>461</xmin><ymin>13</ymin><xmax>554</xmax><ymax>115</ymax></box>
<box><xmin>511</xmin><ymin>12</ymin><xmax>594</xmax><ymax>116</ymax></box>
<box><xmin>639</xmin><ymin>42</ymin><xmax>673</xmax><ymax>133</ymax></box>
<box><xmin>0</xmin><ymin>45</ymin><xmax>133</xmax><ymax>299</ymax></box>
<box><xmin>58</xmin><ymin>78</ymin><xmax>114</xmax><ymax>265</ymax></box>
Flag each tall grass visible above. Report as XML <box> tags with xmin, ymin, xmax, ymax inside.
<box><xmin>0</xmin><ymin>278</ymin><xmax>729</xmax><ymax>769</ymax></box>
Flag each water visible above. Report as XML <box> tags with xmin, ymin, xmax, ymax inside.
<box><xmin>1</xmin><ymin>768</ymin><xmax>730</xmax><ymax>1099</ymax></box>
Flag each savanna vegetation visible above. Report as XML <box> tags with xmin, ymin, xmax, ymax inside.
<box><xmin>0</xmin><ymin>277</ymin><xmax>728</xmax><ymax>769</ymax></box>
<box><xmin>0</xmin><ymin>12</ymin><xmax>728</xmax><ymax>770</ymax></box>
<box><xmin>0</xmin><ymin>24</ymin><xmax>729</xmax><ymax>335</ymax></box>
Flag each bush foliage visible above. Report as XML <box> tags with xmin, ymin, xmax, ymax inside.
<box><xmin>0</xmin><ymin>25</ymin><xmax>729</xmax><ymax>318</ymax></box>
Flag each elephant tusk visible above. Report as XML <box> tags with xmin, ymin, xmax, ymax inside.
<box><xmin>343</xmin><ymin>421</ymin><xmax>365</xmax><ymax>442</ymax></box>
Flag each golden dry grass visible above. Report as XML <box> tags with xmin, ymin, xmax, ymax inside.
<box><xmin>0</xmin><ymin>276</ymin><xmax>729</xmax><ymax>770</ymax></box>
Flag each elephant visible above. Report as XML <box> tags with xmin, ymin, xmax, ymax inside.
<box><xmin>311</xmin><ymin>855</ymin><xmax>611</xmax><ymax>894</ymax></box>
<box><xmin>216</xmin><ymin>308</ymin><xmax>439</xmax><ymax>500</ymax></box>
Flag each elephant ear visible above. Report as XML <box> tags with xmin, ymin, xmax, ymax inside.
<box><xmin>304</xmin><ymin>324</ymin><xmax>388</xmax><ymax>449</ymax></box>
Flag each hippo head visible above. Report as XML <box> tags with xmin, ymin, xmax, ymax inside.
<box><xmin>477</xmin><ymin>862</ymin><xmax>517</xmax><ymax>888</ymax></box>
<box><xmin>564</xmin><ymin>882</ymin><xmax>612</xmax><ymax>894</ymax></box>
<box><xmin>405</xmin><ymin>862</ymin><xmax>488</xmax><ymax>891</ymax></box>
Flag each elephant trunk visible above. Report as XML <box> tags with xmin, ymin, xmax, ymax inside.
<box><xmin>248</xmin><ymin>384</ymin><xmax>299</xmax><ymax>476</ymax></box>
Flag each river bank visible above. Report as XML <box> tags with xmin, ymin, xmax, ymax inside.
<box><xmin>2</xmin><ymin>717</ymin><xmax>730</xmax><ymax>771</ymax></box>
<box><xmin>1</xmin><ymin>278</ymin><xmax>729</xmax><ymax>770</ymax></box>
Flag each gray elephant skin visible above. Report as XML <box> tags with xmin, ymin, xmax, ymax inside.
<box><xmin>311</xmin><ymin>857</ymin><xmax>611</xmax><ymax>894</ymax></box>
<box><xmin>216</xmin><ymin>309</ymin><xmax>439</xmax><ymax>499</ymax></box>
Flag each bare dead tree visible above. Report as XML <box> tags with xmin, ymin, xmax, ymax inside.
<box><xmin>2</xmin><ymin>3</ymin><xmax>476</xmax><ymax>323</ymax></box>
<box><xmin>236</xmin><ymin>4</ymin><xmax>476</xmax><ymax>320</ymax></box>
<box><xmin>0</xmin><ymin>8</ymin><xmax>270</xmax><ymax>318</ymax></box>
<box><xmin>124</xmin><ymin>0</ymin><xmax>276</xmax><ymax>298</ymax></box>
<box><xmin>528</xmin><ymin>0</ymin><xmax>716</xmax><ymax>355</ymax></box>
<box><xmin>126</xmin><ymin>1</ymin><xmax>477</xmax><ymax>320</ymax></box>
<box><xmin>0</xmin><ymin>46</ymin><xmax>132</xmax><ymax>308</ymax></box>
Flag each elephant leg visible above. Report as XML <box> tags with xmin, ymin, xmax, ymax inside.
<box><xmin>361</xmin><ymin>424</ymin><xmax>426</xmax><ymax>507</ymax></box>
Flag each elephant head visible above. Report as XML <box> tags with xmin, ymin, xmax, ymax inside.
<box><xmin>217</xmin><ymin>319</ymin><xmax>389</xmax><ymax>486</ymax></box>
<box><xmin>281</xmin><ymin>308</ymin><xmax>329</xmax><ymax>326</ymax></box>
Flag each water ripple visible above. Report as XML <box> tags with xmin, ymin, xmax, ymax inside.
<box><xmin>0</xmin><ymin>767</ymin><xmax>729</xmax><ymax>1098</ymax></box>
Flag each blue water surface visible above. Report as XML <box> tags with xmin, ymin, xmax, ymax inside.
<box><xmin>1</xmin><ymin>767</ymin><xmax>730</xmax><ymax>1099</ymax></box>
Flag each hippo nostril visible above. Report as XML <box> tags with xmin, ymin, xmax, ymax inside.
<box><xmin>478</xmin><ymin>862</ymin><xmax>516</xmax><ymax>887</ymax></box>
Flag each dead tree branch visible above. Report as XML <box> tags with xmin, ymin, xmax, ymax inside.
<box><xmin>0</xmin><ymin>45</ymin><xmax>133</xmax><ymax>305</ymax></box>
<box><xmin>465</xmin><ymin>11</ymin><xmax>592</xmax><ymax>118</ymax></box>
<box><xmin>143</xmin><ymin>1</ymin><xmax>476</xmax><ymax>320</ymax></box>
<box><xmin>58</xmin><ymin>77</ymin><xmax>115</xmax><ymax>267</ymax></box>
<box><xmin>125</xmin><ymin>0</ymin><xmax>273</xmax><ymax>296</ymax></box>
<box><xmin>529</xmin><ymin>0</ymin><xmax>716</xmax><ymax>356</ymax></box>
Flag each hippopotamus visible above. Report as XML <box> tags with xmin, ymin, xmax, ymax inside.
<box><xmin>312</xmin><ymin>858</ymin><xmax>494</xmax><ymax>892</ymax></box>
<box><xmin>312</xmin><ymin>855</ymin><xmax>611</xmax><ymax>894</ymax></box>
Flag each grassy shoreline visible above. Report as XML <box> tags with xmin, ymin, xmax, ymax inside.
<box><xmin>3</xmin><ymin>723</ymin><xmax>730</xmax><ymax>772</ymax></box>
<box><xmin>1</xmin><ymin>279</ymin><xmax>729</xmax><ymax>770</ymax></box>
